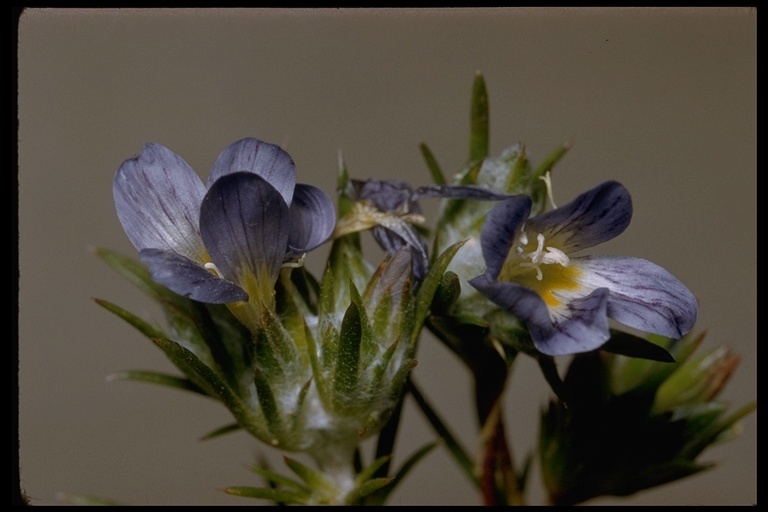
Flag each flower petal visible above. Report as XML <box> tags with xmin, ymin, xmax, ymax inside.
<box><xmin>527</xmin><ymin>181</ymin><xmax>632</xmax><ymax>253</ymax></box>
<box><xmin>371</xmin><ymin>225</ymin><xmax>429</xmax><ymax>282</ymax></box>
<box><xmin>113</xmin><ymin>143</ymin><xmax>207</xmax><ymax>262</ymax></box>
<box><xmin>412</xmin><ymin>184</ymin><xmax>511</xmax><ymax>201</ymax></box>
<box><xmin>469</xmin><ymin>274</ymin><xmax>553</xmax><ymax>340</ymax></box>
<box><xmin>287</xmin><ymin>183</ymin><xmax>336</xmax><ymax>257</ymax></box>
<box><xmin>199</xmin><ymin>172</ymin><xmax>290</xmax><ymax>297</ymax></box>
<box><xmin>140</xmin><ymin>248</ymin><xmax>248</xmax><ymax>303</ymax></box>
<box><xmin>537</xmin><ymin>288</ymin><xmax>611</xmax><ymax>356</ymax></box>
<box><xmin>470</xmin><ymin>275</ymin><xmax>612</xmax><ymax>355</ymax></box>
<box><xmin>572</xmin><ymin>255</ymin><xmax>698</xmax><ymax>339</ymax></box>
<box><xmin>354</xmin><ymin>179</ymin><xmax>417</xmax><ymax>212</ymax></box>
<box><xmin>348</xmin><ymin>179</ymin><xmax>430</xmax><ymax>279</ymax></box>
<box><xmin>366</xmin><ymin>245</ymin><xmax>414</xmax><ymax>312</ymax></box>
<box><xmin>480</xmin><ymin>196</ymin><xmax>532</xmax><ymax>279</ymax></box>
<box><xmin>207</xmin><ymin>138</ymin><xmax>297</xmax><ymax>206</ymax></box>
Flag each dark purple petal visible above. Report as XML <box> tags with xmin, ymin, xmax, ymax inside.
<box><xmin>470</xmin><ymin>275</ymin><xmax>612</xmax><ymax>356</ymax></box>
<box><xmin>350</xmin><ymin>179</ymin><xmax>429</xmax><ymax>278</ymax></box>
<box><xmin>536</xmin><ymin>288</ymin><xmax>611</xmax><ymax>355</ymax></box>
<box><xmin>207</xmin><ymin>138</ymin><xmax>297</xmax><ymax>206</ymax></box>
<box><xmin>113</xmin><ymin>143</ymin><xmax>207</xmax><ymax>262</ymax></box>
<box><xmin>199</xmin><ymin>172</ymin><xmax>290</xmax><ymax>294</ymax></box>
<box><xmin>480</xmin><ymin>196</ymin><xmax>532</xmax><ymax>279</ymax></box>
<box><xmin>412</xmin><ymin>184</ymin><xmax>511</xmax><ymax>201</ymax></box>
<box><xmin>287</xmin><ymin>183</ymin><xmax>336</xmax><ymax>257</ymax></box>
<box><xmin>354</xmin><ymin>179</ymin><xmax>417</xmax><ymax>212</ymax></box>
<box><xmin>469</xmin><ymin>274</ymin><xmax>553</xmax><ymax>340</ymax></box>
<box><xmin>371</xmin><ymin>226</ymin><xmax>429</xmax><ymax>282</ymax></box>
<box><xmin>140</xmin><ymin>248</ymin><xmax>248</xmax><ymax>303</ymax></box>
<box><xmin>573</xmin><ymin>255</ymin><xmax>698</xmax><ymax>339</ymax></box>
<box><xmin>526</xmin><ymin>181</ymin><xmax>632</xmax><ymax>253</ymax></box>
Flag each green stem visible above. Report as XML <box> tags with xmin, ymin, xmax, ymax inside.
<box><xmin>425</xmin><ymin>316</ymin><xmax>524</xmax><ymax>504</ymax></box>
<box><xmin>406</xmin><ymin>378</ymin><xmax>479</xmax><ymax>488</ymax></box>
<box><xmin>479</xmin><ymin>400</ymin><xmax>525</xmax><ymax>505</ymax></box>
<box><xmin>371</xmin><ymin>391</ymin><xmax>405</xmax><ymax>479</ymax></box>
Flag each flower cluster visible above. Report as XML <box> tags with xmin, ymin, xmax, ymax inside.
<box><xmin>113</xmin><ymin>138</ymin><xmax>335</xmax><ymax>330</ymax></box>
<box><xmin>94</xmin><ymin>74</ymin><xmax>752</xmax><ymax>506</ymax></box>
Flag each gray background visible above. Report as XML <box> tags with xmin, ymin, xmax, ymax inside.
<box><xmin>18</xmin><ymin>8</ymin><xmax>756</xmax><ymax>506</ymax></box>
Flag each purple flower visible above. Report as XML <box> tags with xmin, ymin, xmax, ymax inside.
<box><xmin>469</xmin><ymin>181</ymin><xmax>697</xmax><ymax>356</ymax></box>
<box><xmin>342</xmin><ymin>178</ymin><xmax>511</xmax><ymax>280</ymax></box>
<box><xmin>113</xmin><ymin>138</ymin><xmax>335</xmax><ymax>306</ymax></box>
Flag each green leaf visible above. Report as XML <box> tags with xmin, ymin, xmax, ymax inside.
<box><xmin>349</xmin><ymin>278</ymin><xmax>376</xmax><ymax>361</ymax></box>
<box><xmin>223</xmin><ymin>486</ymin><xmax>308</xmax><ymax>504</ymax></box>
<box><xmin>668</xmin><ymin>331</ymin><xmax>706</xmax><ymax>365</ymax></box>
<box><xmin>354</xmin><ymin>455</ymin><xmax>391</xmax><ymax>486</ymax></box>
<box><xmin>369</xmin><ymin>290</ymin><xmax>394</xmax><ymax>343</ymax></box>
<box><xmin>420</xmin><ymin>142</ymin><xmax>447</xmax><ymax>185</ymax></box>
<box><xmin>654</xmin><ymin>345</ymin><xmax>735</xmax><ymax>411</ymax></box>
<box><xmin>387</xmin><ymin>359</ymin><xmax>418</xmax><ymax>402</ymax></box>
<box><xmin>283</xmin><ymin>456</ymin><xmax>338</xmax><ymax>494</ymax></box>
<box><xmin>93</xmin><ymin>247</ymin><xmax>175</xmax><ymax>302</ymax></box>
<box><xmin>259</xmin><ymin>305</ymin><xmax>301</xmax><ymax>373</ymax></box>
<box><xmin>324</xmin><ymin>236</ymin><xmax>372</xmax><ymax>323</ymax></box>
<box><xmin>459</xmin><ymin>160</ymin><xmax>484</xmax><ymax>186</ymax></box>
<box><xmin>517</xmin><ymin>452</ymin><xmax>533</xmax><ymax>494</ymax></box>
<box><xmin>289</xmin><ymin>265</ymin><xmax>322</xmax><ymax>316</ymax></box>
<box><xmin>411</xmin><ymin>240</ymin><xmax>466</xmax><ymax>348</ymax></box>
<box><xmin>345</xmin><ymin>477</ymin><xmax>394</xmax><ymax>505</ymax></box>
<box><xmin>275</xmin><ymin>270</ymin><xmax>312</xmax><ymax>349</ymax></box>
<box><xmin>531</xmin><ymin>143</ymin><xmax>570</xmax><ymax>182</ymax></box>
<box><xmin>333</xmin><ymin>300</ymin><xmax>363</xmax><ymax>406</ymax></box>
<box><xmin>253</xmin><ymin>368</ymin><xmax>285</xmax><ymax>442</ymax></box>
<box><xmin>469</xmin><ymin>72</ymin><xmax>490</xmax><ymax>163</ymax></box>
<box><xmin>364</xmin><ymin>442</ymin><xmax>439</xmax><ymax>505</ymax></box>
<box><xmin>503</xmin><ymin>144</ymin><xmax>530</xmax><ymax>193</ymax></box>
<box><xmin>431</xmin><ymin>271</ymin><xmax>461</xmax><ymax>313</ymax></box>
<box><xmin>249</xmin><ymin>463</ymin><xmax>310</xmax><ymax>492</ymax></box>
<box><xmin>95</xmin><ymin>248</ymin><xmax>237</xmax><ymax>373</ymax></box>
<box><xmin>94</xmin><ymin>298</ymin><xmax>167</xmax><ymax>340</ymax></box>
<box><xmin>150</xmin><ymin>336</ymin><xmax>270</xmax><ymax>442</ymax></box>
<box><xmin>303</xmin><ymin>322</ymin><xmax>328</xmax><ymax>401</ymax></box>
<box><xmin>199</xmin><ymin>422</ymin><xmax>242</xmax><ymax>441</ymax></box>
<box><xmin>364</xmin><ymin>338</ymin><xmax>400</xmax><ymax>401</ymax></box>
<box><xmin>602</xmin><ymin>331</ymin><xmax>675</xmax><ymax>363</ymax></box>
<box><xmin>289</xmin><ymin>378</ymin><xmax>314</xmax><ymax>434</ymax></box>
<box><xmin>608</xmin><ymin>460</ymin><xmax>710</xmax><ymax>499</ymax></box>
<box><xmin>538</xmin><ymin>355</ymin><xmax>567</xmax><ymax>404</ymax></box>
<box><xmin>679</xmin><ymin>401</ymin><xmax>756</xmax><ymax>460</ymax></box>
<box><xmin>105</xmin><ymin>370</ymin><xmax>207</xmax><ymax>396</ymax></box>
<box><xmin>188</xmin><ymin>301</ymin><xmax>245</xmax><ymax>393</ymax></box>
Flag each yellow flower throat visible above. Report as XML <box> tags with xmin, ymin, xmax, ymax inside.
<box><xmin>499</xmin><ymin>230</ymin><xmax>582</xmax><ymax>308</ymax></box>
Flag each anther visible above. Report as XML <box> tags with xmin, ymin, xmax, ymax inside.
<box><xmin>282</xmin><ymin>253</ymin><xmax>306</xmax><ymax>269</ymax></box>
<box><xmin>204</xmin><ymin>262</ymin><xmax>224</xmax><ymax>279</ymax></box>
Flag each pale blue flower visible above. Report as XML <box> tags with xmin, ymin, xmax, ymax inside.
<box><xmin>469</xmin><ymin>181</ymin><xmax>698</xmax><ymax>356</ymax></box>
<box><xmin>113</xmin><ymin>138</ymin><xmax>335</xmax><ymax>306</ymax></box>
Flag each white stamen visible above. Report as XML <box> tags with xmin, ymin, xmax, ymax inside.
<box><xmin>204</xmin><ymin>262</ymin><xmax>224</xmax><ymax>279</ymax></box>
<box><xmin>516</xmin><ymin>228</ymin><xmax>529</xmax><ymax>254</ymax></box>
<box><xmin>282</xmin><ymin>253</ymin><xmax>306</xmax><ymax>269</ymax></box>
<box><xmin>516</xmin><ymin>232</ymin><xmax>570</xmax><ymax>281</ymax></box>
<box><xmin>541</xmin><ymin>246</ymin><xmax>570</xmax><ymax>267</ymax></box>
<box><xmin>530</xmin><ymin>233</ymin><xmax>545</xmax><ymax>263</ymax></box>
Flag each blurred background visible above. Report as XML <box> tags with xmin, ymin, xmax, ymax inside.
<box><xmin>17</xmin><ymin>8</ymin><xmax>755</xmax><ymax>506</ymax></box>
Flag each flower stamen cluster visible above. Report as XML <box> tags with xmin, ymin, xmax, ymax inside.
<box><xmin>507</xmin><ymin>230</ymin><xmax>571</xmax><ymax>282</ymax></box>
